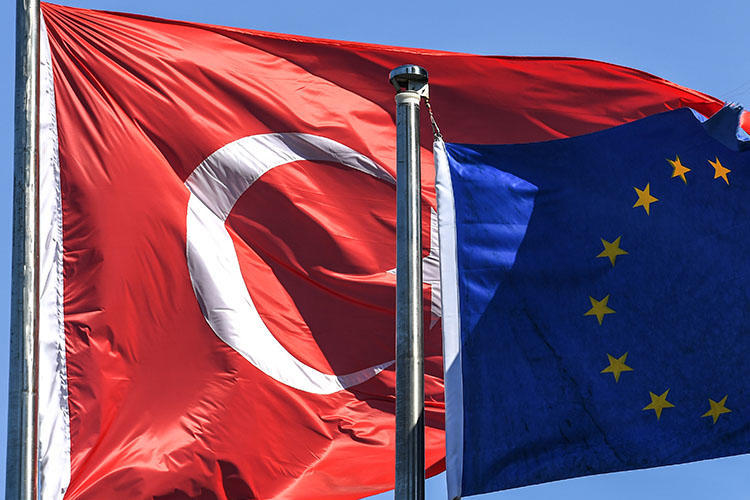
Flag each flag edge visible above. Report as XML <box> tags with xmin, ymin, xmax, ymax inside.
<box><xmin>435</xmin><ymin>139</ymin><xmax>463</xmax><ymax>500</ymax></box>
<box><xmin>38</xmin><ymin>12</ymin><xmax>71</xmax><ymax>500</ymax></box>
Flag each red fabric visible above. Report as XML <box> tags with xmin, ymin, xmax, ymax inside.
<box><xmin>41</xmin><ymin>3</ymin><xmax>738</xmax><ymax>499</ymax></box>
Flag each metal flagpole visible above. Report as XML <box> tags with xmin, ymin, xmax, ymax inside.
<box><xmin>390</xmin><ymin>65</ymin><xmax>429</xmax><ymax>500</ymax></box>
<box><xmin>8</xmin><ymin>0</ymin><xmax>41</xmax><ymax>498</ymax></box>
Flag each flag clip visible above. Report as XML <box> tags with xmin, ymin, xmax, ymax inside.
<box><xmin>425</xmin><ymin>97</ymin><xmax>442</xmax><ymax>140</ymax></box>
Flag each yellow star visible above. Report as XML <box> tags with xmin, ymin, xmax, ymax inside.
<box><xmin>633</xmin><ymin>183</ymin><xmax>658</xmax><ymax>215</ymax></box>
<box><xmin>701</xmin><ymin>395</ymin><xmax>731</xmax><ymax>424</ymax></box>
<box><xmin>596</xmin><ymin>236</ymin><xmax>628</xmax><ymax>267</ymax></box>
<box><xmin>600</xmin><ymin>352</ymin><xmax>633</xmax><ymax>382</ymax></box>
<box><xmin>667</xmin><ymin>155</ymin><xmax>691</xmax><ymax>183</ymax></box>
<box><xmin>643</xmin><ymin>389</ymin><xmax>675</xmax><ymax>420</ymax></box>
<box><xmin>584</xmin><ymin>295</ymin><xmax>615</xmax><ymax>325</ymax></box>
<box><xmin>709</xmin><ymin>157</ymin><xmax>730</xmax><ymax>184</ymax></box>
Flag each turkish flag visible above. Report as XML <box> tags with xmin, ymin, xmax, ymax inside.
<box><xmin>38</xmin><ymin>3</ymin><xmax>730</xmax><ymax>499</ymax></box>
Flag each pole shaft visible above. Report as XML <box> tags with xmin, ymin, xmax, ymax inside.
<box><xmin>395</xmin><ymin>91</ymin><xmax>424</xmax><ymax>500</ymax></box>
<box><xmin>8</xmin><ymin>0</ymin><xmax>40</xmax><ymax>499</ymax></box>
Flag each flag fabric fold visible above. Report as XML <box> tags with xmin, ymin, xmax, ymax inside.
<box><xmin>38</xmin><ymin>2</ymin><xmax>740</xmax><ymax>498</ymax></box>
<box><xmin>436</xmin><ymin>107</ymin><xmax>750</xmax><ymax>499</ymax></box>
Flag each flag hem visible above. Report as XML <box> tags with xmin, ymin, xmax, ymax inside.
<box><xmin>38</xmin><ymin>13</ymin><xmax>71</xmax><ymax>500</ymax></box>
<box><xmin>434</xmin><ymin>139</ymin><xmax>463</xmax><ymax>500</ymax></box>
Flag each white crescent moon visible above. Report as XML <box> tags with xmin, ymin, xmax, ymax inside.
<box><xmin>185</xmin><ymin>133</ymin><xmax>395</xmax><ymax>394</ymax></box>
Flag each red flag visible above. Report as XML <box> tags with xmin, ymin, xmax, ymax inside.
<box><xmin>39</xmin><ymin>3</ymin><xmax>734</xmax><ymax>499</ymax></box>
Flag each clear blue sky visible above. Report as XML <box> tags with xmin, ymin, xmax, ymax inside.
<box><xmin>1</xmin><ymin>1</ymin><xmax>749</xmax><ymax>498</ymax></box>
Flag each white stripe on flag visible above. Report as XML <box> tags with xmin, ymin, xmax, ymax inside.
<box><xmin>38</xmin><ymin>13</ymin><xmax>71</xmax><ymax>500</ymax></box>
<box><xmin>434</xmin><ymin>139</ymin><xmax>463</xmax><ymax>500</ymax></box>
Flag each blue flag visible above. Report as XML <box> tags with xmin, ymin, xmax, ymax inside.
<box><xmin>435</xmin><ymin>106</ymin><xmax>750</xmax><ymax>499</ymax></box>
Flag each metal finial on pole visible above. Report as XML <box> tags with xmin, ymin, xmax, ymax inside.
<box><xmin>390</xmin><ymin>64</ymin><xmax>428</xmax><ymax>500</ymax></box>
<box><xmin>8</xmin><ymin>0</ymin><xmax>41</xmax><ymax>499</ymax></box>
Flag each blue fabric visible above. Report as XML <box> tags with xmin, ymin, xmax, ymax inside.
<box><xmin>445</xmin><ymin>108</ymin><xmax>750</xmax><ymax>496</ymax></box>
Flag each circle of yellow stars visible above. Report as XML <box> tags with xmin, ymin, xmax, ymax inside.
<box><xmin>584</xmin><ymin>153</ymin><xmax>734</xmax><ymax>424</ymax></box>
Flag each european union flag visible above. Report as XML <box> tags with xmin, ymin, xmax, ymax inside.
<box><xmin>435</xmin><ymin>107</ymin><xmax>750</xmax><ymax>499</ymax></box>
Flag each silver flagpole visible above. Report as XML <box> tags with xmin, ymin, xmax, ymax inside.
<box><xmin>390</xmin><ymin>65</ymin><xmax>428</xmax><ymax>500</ymax></box>
<box><xmin>8</xmin><ymin>0</ymin><xmax>41</xmax><ymax>499</ymax></box>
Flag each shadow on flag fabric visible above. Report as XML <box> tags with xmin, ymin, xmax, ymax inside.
<box><xmin>38</xmin><ymin>2</ymin><xmax>748</xmax><ymax>499</ymax></box>
<box><xmin>436</xmin><ymin>106</ymin><xmax>750</xmax><ymax>499</ymax></box>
